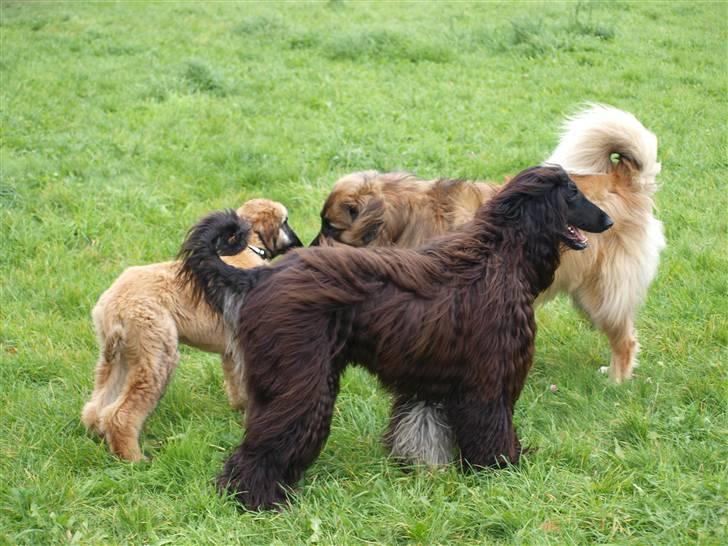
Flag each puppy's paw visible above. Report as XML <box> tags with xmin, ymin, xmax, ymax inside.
<box><xmin>81</xmin><ymin>402</ymin><xmax>101</xmax><ymax>434</ymax></box>
<box><xmin>598</xmin><ymin>366</ymin><xmax>610</xmax><ymax>375</ymax></box>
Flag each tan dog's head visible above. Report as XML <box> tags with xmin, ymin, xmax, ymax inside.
<box><xmin>311</xmin><ymin>171</ymin><xmax>410</xmax><ymax>247</ymax></box>
<box><xmin>237</xmin><ymin>198</ymin><xmax>303</xmax><ymax>259</ymax></box>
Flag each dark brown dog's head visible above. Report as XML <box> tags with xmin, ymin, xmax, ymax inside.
<box><xmin>310</xmin><ymin>171</ymin><xmax>409</xmax><ymax>247</ymax></box>
<box><xmin>237</xmin><ymin>199</ymin><xmax>303</xmax><ymax>259</ymax></box>
<box><xmin>492</xmin><ymin>165</ymin><xmax>613</xmax><ymax>251</ymax></box>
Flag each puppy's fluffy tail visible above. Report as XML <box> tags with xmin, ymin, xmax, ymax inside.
<box><xmin>102</xmin><ymin>323</ymin><xmax>125</xmax><ymax>365</ymax></box>
<box><xmin>545</xmin><ymin>104</ymin><xmax>660</xmax><ymax>193</ymax></box>
<box><xmin>177</xmin><ymin>209</ymin><xmax>269</xmax><ymax>320</ymax></box>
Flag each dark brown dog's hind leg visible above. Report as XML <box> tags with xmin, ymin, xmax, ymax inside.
<box><xmin>446</xmin><ymin>392</ymin><xmax>520</xmax><ymax>470</ymax></box>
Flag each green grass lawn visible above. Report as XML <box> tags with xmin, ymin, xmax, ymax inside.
<box><xmin>1</xmin><ymin>1</ymin><xmax>726</xmax><ymax>544</ymax></box>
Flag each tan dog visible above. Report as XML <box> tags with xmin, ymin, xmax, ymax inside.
<box><xmin>312</xmin><ymin>172</ymin><xmax>499</xmax><ymax>248</ymax></box>
<box><xmin>81</xmin><ymin>199</ymin><xmax>302</xmax><ymax>461</ymax></box>
<box><xmin>313</xmin><ymin>105</ymin><xmax>665</xmax><ymax>385</ymax></box>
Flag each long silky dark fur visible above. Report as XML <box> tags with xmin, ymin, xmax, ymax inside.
<box><xmin>178</xmin><ymin>166</ymin><xmax>585</xmax><ymax>510</ymax></box>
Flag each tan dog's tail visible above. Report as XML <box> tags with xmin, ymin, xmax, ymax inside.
<box><xmin>102</xmin><ymin>323</ymin><xmax>125</xmax><ymax>365</ymax></box>
<box><xmin>545</xmin><ymin>104</ymin><xmax>660</xmax><ymax>194</ymax></box>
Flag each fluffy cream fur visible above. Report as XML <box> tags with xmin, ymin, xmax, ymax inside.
<box><xmin>543</xmin><ymin>104</ymin><xmax>665</xmax><ymax>382</ymax></box>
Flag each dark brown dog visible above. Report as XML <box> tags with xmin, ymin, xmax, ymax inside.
<box><xmin>311</xmin><ymin>106</ymin><xmax>665</xmax><ymax>467</ymax></box>
<box><xmin>312</xmin><ymin>106</ymin><xmax>665</xmax><ymax>386</ymax></box>
<box><xmin>178</xmin><ymin>165</ymin><xmax>613</xmax><ymax>510</ymax></box>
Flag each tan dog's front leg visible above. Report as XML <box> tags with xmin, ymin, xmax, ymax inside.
<box><xmin>222</xmin><ymin>353</ymin><xmax>247</xmax><ymax>411</ymax></box>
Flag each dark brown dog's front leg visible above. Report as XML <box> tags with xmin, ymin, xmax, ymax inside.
<box><xmin>218</xmin><ymin>366</ymin><xmax>341</xmax><ymax>510</ymax></box>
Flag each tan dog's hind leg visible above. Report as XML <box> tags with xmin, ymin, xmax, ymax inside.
<box><xmin>82</xmin><ymin>323</ymin><xmax>125</xmax><ymax>435</ymax></box>
<box><xmin>222</xmin><ymin>352</ymin><xmax>247</xmax><ymax>411</ymax></box>
<box><xmin>81</xmin><ymin>355</ymin><xmax>115</xmax><ymax>435</ymax></box>
<box><xmin>100</xmin><ymin>331</ymin><xmax>179</xmax><ymax>462</ymax></box>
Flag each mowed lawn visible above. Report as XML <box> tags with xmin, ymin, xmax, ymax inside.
<box><xmin>1</xmin><ymin>1</ymin><xmax>726</xmax><ymax>544</ymax></box>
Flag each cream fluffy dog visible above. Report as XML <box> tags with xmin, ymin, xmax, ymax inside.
<box><xmin>81</xmin><ymin>199</ymin><xmax>302</xmax><ymax>461</ymax></box>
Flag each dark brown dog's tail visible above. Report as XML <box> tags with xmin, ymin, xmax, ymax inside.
<box><xmin>177</xmin><ymin>210</ymin><xmax>272</xmax><ymax>322</ymax></box>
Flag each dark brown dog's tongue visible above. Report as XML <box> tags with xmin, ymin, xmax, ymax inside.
<box><xmin>568</xmin><ymin>225</ymin><xmax>588</xmax><ymax>244</ymax></box>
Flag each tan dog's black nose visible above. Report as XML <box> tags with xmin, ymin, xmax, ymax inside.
<box><xmin>278</xmin><ymin>223</ymin><xmax>303</xmax><ymax>254</ymax></box>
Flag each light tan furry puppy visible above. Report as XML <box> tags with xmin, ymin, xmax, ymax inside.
<box><xmin>313</xmin><ymin>105</ymin><xmax>666</xmax><ymax>466</ymax></box>
<box><xmin>82</xmin><ymin>199</ymin><xmax>302</xmax><ymax>461</ymax></box>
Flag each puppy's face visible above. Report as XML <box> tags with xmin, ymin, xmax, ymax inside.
<box><xmin>236</xmin><ymin>199</ymin><xmax>303</xmax><ymax>258</ymax></box>
<box><xmin>311</xmin><ymin>171</ymin><xmax>389</xmax><ymax>247</ymax></box>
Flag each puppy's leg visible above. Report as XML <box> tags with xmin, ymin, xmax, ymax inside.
<box><xmin>101</xmin><ymin>338</ymin><xmax>179</xmax><ymax>461</ymax></box>
<box><xmin>81</xmin><ymin>354</ymin><xmax>115</xmax><ymax>435</ymax></box>
<box><xmin>384</xmin><ymin>395</ymin><xmax>455</xmax><ymax>466</ymax></box>
<box><xmin>573</xmin><ymin>286</ymin><xmax>640</xmax><ymax>383</ymax></box>
<box><xmin>446</xmin><ymin>393</ymin><xmax>519</xmax><ymax>469</ymax></box>
<box><xmin>221</xmin><ymin>352</ymin><xmax>247</xmax><ymax>411</ymax></box>
<box><xmin>218</xmin><ymin>359</ymin><xmax>341</xmax><ymax>510</ymax></box>
<box><xmin>82</xmin><ymin>324</ymin><xmax>125</xmax><ymax>434</ymax></box>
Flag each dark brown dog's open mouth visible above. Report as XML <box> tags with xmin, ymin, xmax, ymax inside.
<box><xmin>562</xmin><ymin>224</ymin><xmax>588</xmax><ymax>250</ymax></box>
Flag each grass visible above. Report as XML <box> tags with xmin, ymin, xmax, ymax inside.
<box><xmin>1</xmin><ymin>0</ymin><xmax>726</xmax><ymax>544</ymax></box>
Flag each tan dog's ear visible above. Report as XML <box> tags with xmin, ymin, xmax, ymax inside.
<box><xmin>347</xmin><ymin>195</ymin><xmax>386</xmax><ymax>246</ymax></box>
<box><xmin>379</xmin><ymin>192</ymin><xmax>409</xmax><ymax>246</ymax></box>
<box><xmin>254</xmin><ymin>220</ymin><xmax>279</xmax><ymax>255</ymax></box>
